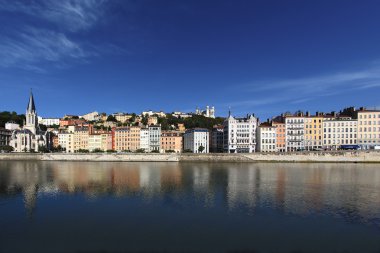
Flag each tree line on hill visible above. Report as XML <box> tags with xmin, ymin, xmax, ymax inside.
<box><xmin>158</xmin><ymin>114</ymin><xmax>225</xmax><ymax>131</ymax></box>
<box><xmin>0</xmin><ymin>111</ymin><xmax>25</xmax><ymax>127</ymax></box>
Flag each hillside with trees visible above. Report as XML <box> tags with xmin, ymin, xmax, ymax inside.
<box><xmin>157</xmin><ymin>114</ymin><xmax>225</xmax><ymax>130</ymax></box>
<box><xmin>0</xmin><ymin>111</ymin><xmax>25</xmax><ymax>127</ymax></box>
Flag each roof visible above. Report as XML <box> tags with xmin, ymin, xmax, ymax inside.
<box><xmin>259</xmin><ymin>122</ymin><xmax>272</xmax><ymax>127</ymax></box>
<box><xmin>27</xmin><ymin>91</ymin><xmax>36</xmax><ymax>112</ymax></box>
<box><xmin>357</xmin><ymin>110</ymin><xmax>380</xmax><ymax>113</ymax></box>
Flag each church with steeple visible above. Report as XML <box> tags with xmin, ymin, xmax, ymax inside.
<box><xmin>9</xmin><ymin>91</ymin><xmax>52</xmax><ymax>152</ymax></box>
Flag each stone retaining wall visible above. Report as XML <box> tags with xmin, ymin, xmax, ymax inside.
<box><xmin>1</xmin><ymin>151</ymin><xmax>380</xmax><ymax>163</ymax></box>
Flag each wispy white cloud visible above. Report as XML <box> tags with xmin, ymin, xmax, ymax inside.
<box><xmin>247</xmin><ymin>66</ymin><xmax>380</xmax><ymax>94</ymax></box>
<box><xmin>0</xmin><ymin>1</ymin><xmax>125</xmax><ymax>72</ymax></box>
<box><xmin>222</xmin><ymin>65</ymin><xmax>380</xmax><ymax>115</ymax></box>
<box><xmin>0</xmin><ymin>27</ymin><xmax>93</xmax><ymax>71</ymax></box>
<box><xmin>0</xmin><ymin>0</ymin><xmax>108</xmax><ymax>32</ymax></box>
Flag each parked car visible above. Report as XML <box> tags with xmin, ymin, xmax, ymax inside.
<box><xmin>340</xmin><ymin>145</ymin><xmax>361</xmax><ymax>150</ymax></box>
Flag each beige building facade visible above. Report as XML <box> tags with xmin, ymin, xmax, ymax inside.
<box><xmin>114</xmin><ymin>126</ymin><xmax>141</xmax><ymax>152</ymax></box>
<box><xmin>357</xmin><ymin>110</ymin><xmax>380</xmax><ymax>149</ymax></box>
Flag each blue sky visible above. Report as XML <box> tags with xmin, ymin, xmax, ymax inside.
<box><xmin>0</xmin><ymin>0</ymin><xmax>380</xmax><ymax>119</ymax></box>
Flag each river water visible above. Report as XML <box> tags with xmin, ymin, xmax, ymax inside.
<box><xmin>0</xmin><ymin>161</ymin><xmax>379</xmax><ymax>253</ymax></box>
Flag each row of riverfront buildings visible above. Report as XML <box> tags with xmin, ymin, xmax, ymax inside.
<box><xmin>1</xmin><ymin>92</ymin><xmax>380</xmax><ymax>153</ymax></box>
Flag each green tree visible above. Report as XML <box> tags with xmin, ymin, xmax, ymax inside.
<box><xmin>0</xmin><ymin>145</ymin><xmax>14</xmax><ymax>152</ymax></box>
<box><xmin>39</xmin><ymin>124</ymin><xmax>47</xmax><ymax>131</ymax></box>
<box><xmin>38</xmin><ymin>145</ymin><xmax>49</xmax><ymax>153</ymax></box>
<box><xmin>77</xmin><ymin>149</ymin><xmax>89</xmax><ymax>153</ymax></box>
<box><xmin>107</xmin><ymin>115</ymin><xmax>117</xmax><ymax>122</ymax></box>
<box><xmin>141</xmin><ymin>115</ymin><xmax>148</xmax><ymax>125</ymax></box>
<box><xmin>198</xmin><ymin>146</ymin><xmax>205</xmax><ymax>153</ymax></box>
<box><xmin>0</xmin><ymin>111</ymin><xmax>26</xmax><ymax>127</ymax></box>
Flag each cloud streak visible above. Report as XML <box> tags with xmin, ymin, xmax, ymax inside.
<box><xmin>0</xmin><ymin>0</ymin><xmax>123</xmax><ymax>72</ymax></box>
<box><xmin>225</xmin><ymin>64</ymin><xmax>380</xmax><ymax>113</ymax></box>
<box><xmin>0</xmin><ymin>0</ymin><xmax>108</xmax><ymax>32</ymax></box>
<box><xmin>248</xmin><ymin>67</ymin><xmax>380</xmax><ymax>94</ymax></box>
<box><xmin>0</xmin><ymin>27</ymin><xmax>93</xmax><ymax>71</ymax></box>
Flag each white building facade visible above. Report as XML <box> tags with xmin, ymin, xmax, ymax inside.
<box><xmin>184</xmin><ymin>128</ymin><xmax>209</xmax><ymax>153</ymax></box>
<box><xmin>148</xmin><ymin>125</ymin><xmax>161</xmax><ymax>152</ymax></box>
<box><xmin>37</xmin><ymin>117</ymin><xmax>60</xmax><ymax>126</ymax></box>
<box><xmin>223</xmin><ymin>114</ymin><xmax>257</xmax><ymax>153</ymax></box>
<box><xmin>58</xmin><ymin>132</ymin><xmax>74</xmax><ymax>153</ymax></box>
<box><xmin>257</xmin><ymin>125</ymin><xmax>277</xmax><ymax>152</ymax></box>
<box><xmin>285</xmin><ymin>116</ymin><xmax>305</xmax><ymax>152</ymax></box>
<box><xmin>140</xmin><ymin>128</ymin><xmax>149</xmax><ymax>151</ymax></box>
<box><xmin>5</xmin><ymin>122</ymin><xmax>20</xmax><ymax>131</ymax></box>
<box><xmin>323</xmin><ymin>118</ymin><xmax>358</xmax><ymax>150</ymax></box>
<box><xmin>81</xmin><ymin>111</ymin><xmax>99</xmax><ymax>121</ymax></box>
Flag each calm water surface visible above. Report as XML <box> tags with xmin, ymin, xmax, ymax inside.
<box><xmin>0</xmin><ymin>161</ymin><xmax>380</xmax><ymax>253</ymax></box>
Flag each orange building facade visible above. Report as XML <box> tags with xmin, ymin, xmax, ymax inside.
<box><xmin>272</xmin><ymin>121</ymin><xmax>286</xmax><ymax>152</ymax></box>
<box><xmin>161</xmin><ymin>131</ymin><xmax>183</xmax><ymax>153</ymax></box>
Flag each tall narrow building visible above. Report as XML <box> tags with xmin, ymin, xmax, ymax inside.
<box><xmin>24</xmin><ymin>91</ymin><xmax>38</xmax><ymax>135</ymax></box>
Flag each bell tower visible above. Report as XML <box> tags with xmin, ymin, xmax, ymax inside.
<box><xmin>24</xmin><ymin>90</ymin><xmax>38</xmax><ymax>134</ymax></box>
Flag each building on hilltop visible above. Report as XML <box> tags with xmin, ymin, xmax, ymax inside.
<box><xmin>9</xmin><ymin>91</ymin><xmax>52</xmax><ymax>152</ymax></box>
<box><xmin>81</xmin><ymin>111</ymin><xmax>99</xmax><ymax>121</ymax></box>
<box><xmin>172</xmin><ymin>111</ymin><xmax>192</xmax><ymax>118</ymax></box>
<box><xmin>142</xmin><ymin>110</ymin><xmax>166</xmax><ymax>118</ymax></box>
<box><xmin>195</xmin><ymin>106</ymin><xmax>215</xmax><ymax>118</ymax></box>
<box><xmin>37</xmin><ymin>117</ymin><xmax>60</xmax><ymax>126</ymax></box>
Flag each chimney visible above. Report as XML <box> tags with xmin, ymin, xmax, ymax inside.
<box><xmin>306</xmin><ymin>111</ymin><xmax>310</xmax><ymax>117</ymax></box>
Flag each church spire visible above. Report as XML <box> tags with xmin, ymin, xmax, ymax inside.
<box><xmin>27</xmin><ymin>89</ymin><xmax>36</xmax><ymax>113</ymax></box>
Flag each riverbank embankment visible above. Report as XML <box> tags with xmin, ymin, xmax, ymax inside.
<box><xmin>1</xmin><ymin>151</ymin><xmax>380</xmax><ymax>163</ymax></box>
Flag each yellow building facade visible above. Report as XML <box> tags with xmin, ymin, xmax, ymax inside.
<box><xmin>304</xmin><ymin>116</ymin><xmax>323</xmax><ymax>150</ymax></box>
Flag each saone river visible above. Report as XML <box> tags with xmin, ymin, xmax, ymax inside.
<box><xmin>0</xmin><ymin>161</ymin><xmax>380</xmax><ymax>253</ymax></box>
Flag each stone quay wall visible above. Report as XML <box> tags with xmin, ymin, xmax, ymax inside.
<box><xmin>0</xmin><ymin>151</ymin><xmax>380</xmax><ymax>163</ymax></box>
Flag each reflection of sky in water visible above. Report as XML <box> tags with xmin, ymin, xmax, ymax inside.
<box><xmin>0</xmin><ymin>161</ymin><xmax>380</xmax><ymax>252</ymax></box>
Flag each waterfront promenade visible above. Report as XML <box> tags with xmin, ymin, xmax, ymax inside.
<box><xmin>1</xmin><ymin>151</ymin><xmax>380</xmax><ymax>163</ymax></box>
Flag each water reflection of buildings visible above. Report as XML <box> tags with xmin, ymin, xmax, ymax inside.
<box><xmin>1</xmin><ymin>161</ymin><xmax>380</xmax><ymax>224</ymax></box>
